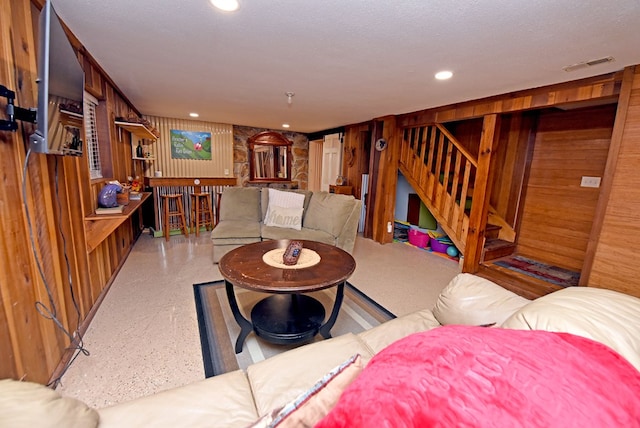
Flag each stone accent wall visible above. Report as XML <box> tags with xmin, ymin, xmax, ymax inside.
<box><xmin>233</xmin><ymin>125</ymin><xmax>309</xmax><ymax>189</ymax></box>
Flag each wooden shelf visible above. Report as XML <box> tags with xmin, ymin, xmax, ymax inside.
<box><xmin>329</xmin><ymin>185</ymin><xmax>354</xmax><ymax>196</ymax></box>
<box><xmin>60</xmin><ymin>109</ymin><xmax>83</xmax><ymax>119</ymax></box>
<box><xmin>115</xmin><ymin>121</ymin><xmax>158</xmax><ymax>140</ymax></box>
<box><xmin>84</xmin><ymin>192</ymin><xmax>151</xmax><ymax>252</ymax></box>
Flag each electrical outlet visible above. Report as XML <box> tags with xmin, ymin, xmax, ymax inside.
<box><xmin>387</xmin><ymin>221</ymin><xmax>392</xmax><ymax>233</ymax></box>
<box><xmin>580</xmin><ymin>176</ymin><xmax>601</xmax><ymax>188</ymax></box>
<box><xmin>224</xmin><ymin>168</ymin><xmax>229</xmax><ymax>176</ymax></box>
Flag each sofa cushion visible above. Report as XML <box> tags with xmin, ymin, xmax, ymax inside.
<box><xmin>219</xmin><ymin>187</ymin><xmax>261</xmax><ymax>222</ymax></box>
<box><xmin>357</xmin><ymin>308</ymin><xmax>440</xmax><ymax>354</ymax></box>
<box><xmin>261</xmin><ymin>225</ymin><xmax>335</xmax><ymax>245</ymax></box>
<box><xmin>432</xmin><ymin>273</ymin><xmax>530</xmax><ymax>326</ymax></box>
<box><xmin>211</xmin><ymin>220</ymin><xmax>262</xmax><ymax>243</ymax></box>
<box><xmin>303</xmin><ymin>192</ymin><xmax>355</xmax><ymax>237</ymax></box>
<box><xmin>502</xmin><ymin>286</ymin><xmax>640</xmax><ymax>371</ymax></box>
<box><xmin>247</xmin><ymin>333</ymin><xmax>374</xmax><ymax>417</ymax></box>
<box><xmin>0</xmin><ymin>379</ymin><xmax>99</xmax><ymax>428</ymax></box>
<box><xmin>98</xmin><ymin>370</ymin><xmax>258</xmax><ymax>428</ymax></box>
<box><xmin>317</xmin><ymin>326</ymin><xmax>640</xmax><ymax>427</ymax></box>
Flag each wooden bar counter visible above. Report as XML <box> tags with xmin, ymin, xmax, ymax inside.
<box><xmin>84</xmin><ymin>192</ymin><xmax>152</xmax><ymax>252</ymax></box>
<box><xmin>146</xmin><ymin>177</ymin><xmax>237</xmax><ymax>235</ymax></box>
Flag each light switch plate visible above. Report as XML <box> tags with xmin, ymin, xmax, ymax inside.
<box><xmin>581</xmin><ymin>176</ymin><xmax>601</xmax><ymax>188</ymax></box>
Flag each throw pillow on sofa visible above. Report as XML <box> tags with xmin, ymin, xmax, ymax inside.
<box><xmin>264</xmin><ymin>205</ymin><xmax>303</xmax><ymax>230</ymax></box>
<box><xmin>249</xmin><ymin>354</ymin><xmax>363</xmax><ymax>428</ymax></box>
<box><xmin>264</xmin><ymin>189</ymin><xmax>305</xmax><ymax>230</ymax></box>
<box><xmin>317</xmin><ymin>325</ymin><xmax>640</xmax><ymax>427</ymax></box>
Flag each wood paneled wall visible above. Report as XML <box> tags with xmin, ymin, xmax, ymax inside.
<box><xmin>517</xmin><ymin>106</ymin><xmax>616</xmax><ymax>271</ymax></box>
<box><xmin>382</xmin><ymin>67</ymin><xmax>640</xmax><ymax>297</ymax></box>
<box><xmin>342</xmin><ymin>122</ymin><xmax>371</xmax><ymax>201</ymax></box>
<box><xmin>589</xmin><ymin>67</ymin><xmax>640</xmax><ymax>295</ymax></box>
<box><xmin>144</xmin><ymin>116</ymin><xmax>234</xmax><ymax>178</ymax></box>
<box><xmin>1</xmin><ymin>0</ymin><xmax>148</xmax><ymax>384</ymax></box>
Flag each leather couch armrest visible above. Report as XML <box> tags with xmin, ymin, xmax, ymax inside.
<box><xmin>432</xmin><ymin>273</ymin><xmax>530</xmax><ymax>326</ymax></box>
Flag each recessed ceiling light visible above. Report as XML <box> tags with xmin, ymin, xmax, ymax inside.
<box><xmin>210</xmin><ymin>0</ymin><xmax>239</xmax><ymax>12</ymax></box>
<box><xmin>435</xmin><ymin>70</ymin><xmax>453</xmax><ymax>80</ymax></box>
<box><xmin>189</xmin><ymin>112</ymin><xmax>199</xmax><ymax>118</ymax></box>
<box><xmin>282</xmin><ymin>124</ymin><xmax>290</xmax><ymax>129</ymax></box>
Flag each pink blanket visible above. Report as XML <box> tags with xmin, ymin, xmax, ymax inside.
<box><xmin>317</xmin><ymin>325</ymin><xmax>640</xmax><ymax>427</ymax></box>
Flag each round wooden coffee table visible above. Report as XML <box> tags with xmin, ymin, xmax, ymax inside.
<box><xmin>219</xmin><ymin>240</ymin><xmax>356</xmax><ymax>353</ymax></box>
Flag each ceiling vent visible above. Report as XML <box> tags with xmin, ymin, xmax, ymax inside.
<box><xmin>562</xmin><ymin>56</ymin><xmax>614</xmax><ymax>72</ymax></box>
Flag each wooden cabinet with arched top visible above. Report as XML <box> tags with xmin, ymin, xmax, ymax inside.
<box><xmin>248</xmin><ymin>131</ymin><xmax>292</xmax><ymax>182</ymax></box>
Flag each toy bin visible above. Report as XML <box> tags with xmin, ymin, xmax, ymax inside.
<box><xmin>408</xmin><ymin>229</ymin><xmax>429</xmax><ymax>248</ymax></box>
<box><xmin>430</xmin><ymin>239</ymin><xmax>450</xmax><ymax>253</ymax></box>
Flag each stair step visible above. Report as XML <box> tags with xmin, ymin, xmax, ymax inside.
<box><xmin>482</xmin><ymin>238</ymin><xmax>515</xmax><ymax>261</ymax></box>
<box><xmin>485</xmin><ymin>224</ymin><xmax>501</xmax><ymax>240</ymax></box>
<box><xmin>476</xmin><ymin>264</ymin><xmax>562</xmax><ymax>300</ymax></box>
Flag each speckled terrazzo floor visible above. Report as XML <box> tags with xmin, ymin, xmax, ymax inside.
<box><xmin>56</xmin><ymin>232</ymin><xmax>460</xmax><ymax>409</ymax></box>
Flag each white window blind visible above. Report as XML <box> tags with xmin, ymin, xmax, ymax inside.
<box><xmin>84</xmin><ymin>92</ymin><xmax>102</xmax><ymax>179</ymax></box>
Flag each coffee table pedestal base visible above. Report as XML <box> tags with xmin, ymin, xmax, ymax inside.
<box><xmin>225</xmin><ymin>279</ymin><xmax>346</xmax><ymax>353</ymax></box>
<box><xmin>251</xmin><ymin>294</ymin><xmax>325</xmax><ymax>345</ymax></box>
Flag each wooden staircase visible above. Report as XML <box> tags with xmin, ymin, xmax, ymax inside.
<box><xmin>398</xmin><ymin>124</ymin><xmax>474</xmax><ymax>255</ymax></box>
<box><xmin>399</xmin><ymin>122</ymin><xmax>516</xmax><ymax>266</ymax></box>
<box><xmin>398</xmin><ymin>121</ymin><xmax>568</xmax><ymax>299</ymax></box>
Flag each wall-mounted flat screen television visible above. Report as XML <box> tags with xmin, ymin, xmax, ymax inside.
<box><xmin>29</xmin><ymin>0</ymin><xmax>85</xmax><ymax>156</ymax></box>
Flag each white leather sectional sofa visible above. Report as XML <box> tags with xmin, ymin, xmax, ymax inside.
<box><xmin>2</xmin><ymin>273</ymin><xmax>639</xmax><ymax>427</ymax></box>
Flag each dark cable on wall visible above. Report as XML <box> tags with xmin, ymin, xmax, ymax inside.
<box><xmin>21</xmin><ymin>148</ymin><xmax>90</xmax><ymax>388</ymax></box>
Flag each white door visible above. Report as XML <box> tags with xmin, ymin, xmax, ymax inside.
<box><xmin>321</xmin><ymin>133</ymin><xmax>342</xmax><ymax>191</ymax></box>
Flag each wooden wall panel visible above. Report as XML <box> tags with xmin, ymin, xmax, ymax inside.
<box><xmin>343</xmin><ymin>122</ymin><xmax>372</xmax><ymax>200</ymax></box>
<box><xmin>1</xmin><ymin>0</ymin><xmax>152</xmax><ymax>384</ymax></box>
<box><xmin>590</xmin><ymin>67</ymin><xmax>640</xmax><ymax>296</ymax></box>
<box><xmin>517</xmin><ymin>106</ymin><xmax>615</xmax><ymax>271</ymax></box>
<box><xmin>1</xmin><ymin>0</ymin><xmax>67</xmax><ymax>382</ymax></box>
<box><xmin>370</xmin><ymin>116</ymin><xmax>399</xmax><ymax>243</ymax></box>
<box><xmin>145</xmin><ymin>116</ymin><xmax>234</xmax><ymax>179</ymax></box>
<box><xmin>490</xmin><ymin>113</ymin><xmax>533</xmax><ymax>227</ymax></box>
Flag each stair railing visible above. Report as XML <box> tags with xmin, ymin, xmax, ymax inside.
<box><xmin>399</xmin><ymin>123</ymin><xmax>477</xmax><ymax>253</ymax></box>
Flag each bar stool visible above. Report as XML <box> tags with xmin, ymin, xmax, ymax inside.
<box><xmin>190</xmin><ymin>192</ymin><xmax>214</xmax><ymax>236</ymax></box>
<box><xmin>161</xmin><ymin>194</ymin><xmax>189</xmax><ymax>241</ymax></box>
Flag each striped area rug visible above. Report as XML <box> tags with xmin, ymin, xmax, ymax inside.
<box><xmin>494</xmin><ymin>255</ymin><xmax>580</xmax><ymax>287</ymax></box>
<box><xmin>194</xmin><ymin>280</ymin><xmax>395</xmax><ymax>377</ymax></box>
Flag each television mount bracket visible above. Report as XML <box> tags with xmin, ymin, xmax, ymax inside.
<box><xmin>0</xmin><ymin>84</ymin><xmax>37</xmax><ymax>132</ymax></box>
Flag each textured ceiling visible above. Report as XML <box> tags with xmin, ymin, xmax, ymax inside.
<box><xmin>52</xmin><ymin>0</ymin><xmax>640</xmax><ymax>133</ymax></box>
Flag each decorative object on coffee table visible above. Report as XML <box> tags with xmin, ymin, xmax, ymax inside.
<box><xmin>262</xmin><ymin>247</ymin><xmax>321</xmax><ymax>269</ymax></box>
<box><xmin>283</xmin><ymin>240</ymin><xmax>303</xmax><ymax>265</ymax></box>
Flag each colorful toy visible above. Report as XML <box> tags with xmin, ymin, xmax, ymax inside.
<box><xmin>446</xmin><ymin>246</ymin><xmax>459</xmax><ymax>257</ymax></box>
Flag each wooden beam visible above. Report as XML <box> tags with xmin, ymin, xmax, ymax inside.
<box><xmin>371</xmin><ymin>116</ymin><xmax>399</xmax><ymax>243</ymax></box>
<box><xmin>400</xmin><ymin>72</ymin><xmax>622</xmax><ymax>128</ymax></box>
<box><xmin>463</xmin><ymin>114</ymin><xmax>500</xmax><ymax>272</ymax></box>
<box><xmin>581</xmin><ymin>65</ymin><xmax>637</xmax><ymax>285</ymax></box>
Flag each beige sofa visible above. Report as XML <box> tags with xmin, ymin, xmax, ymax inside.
<box><xmin>210</xmin><ymin>187</ymin><xmax>362</xmax><ymax>263</ymax></box>
<box><xmin>2</xmin><ymin>273</ymin><xmax>640</xmax><ymax>427</ymax></box>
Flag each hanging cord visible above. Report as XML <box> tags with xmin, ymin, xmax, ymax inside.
<box><xmin>22</xmin><ymin>148</ymin><xmax>89</xmax><ymax>388</ymax></box>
